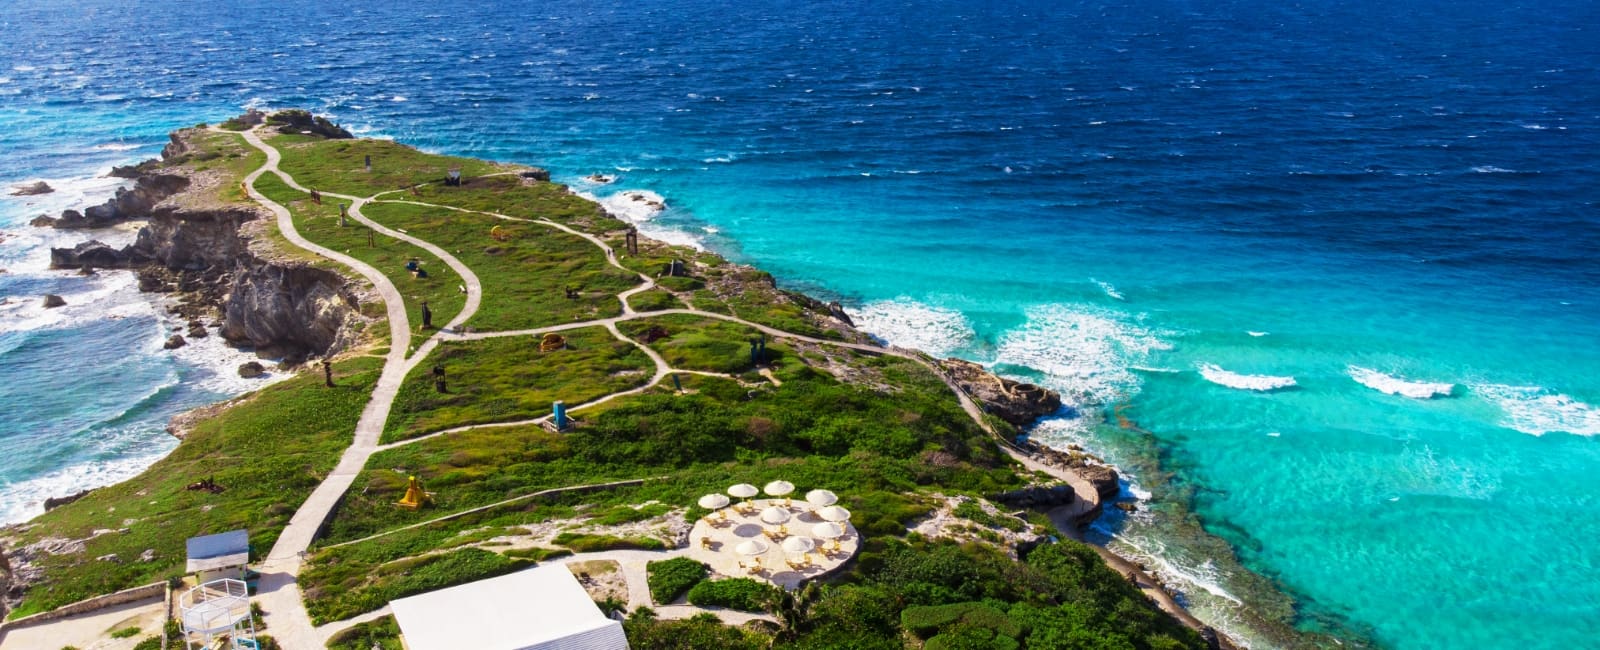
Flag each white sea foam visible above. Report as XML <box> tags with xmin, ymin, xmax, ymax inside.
<box><xmin>849</xmin><ymin>298</ymin><xmax>975</xmax><ymax>358</ymax></box>
<box><xmin>0</xmin><ymin>449</ymin><xmax>175</xmax><ymax>525</ymax></box>
<box><xmin>1092</xmin><ymin>278</ymin><xmax>1125</xmax><ymax>301</ymax></box>
<box><xmin>1347</xmin><ymin>366</ymin><xmax>1455</xmax><ymax>399</ymax></box>
<box><xmin>1197</xmin><ymin>363</ymin><xmax>1297</xmax><ymax>391</ymax></box>
<box><xmin>1246</xmin><ymin>330</ymin><xmax>1268</xmax><ymax>337</ymax></box>
<box><xmin>391</xmin><ymin>95</ymin><xmax>408</xmax><ymax>102</ymax></box>
<box><xmin>1471</xmin><ymin>383</ymin><xmax>1600</xmax><ymax>437</ymax></box>
<box><xmin>993</xmin><ymin>304</ymin><xmax>1169</xmax><ymax>405</ymax></box>
<box><xmin>590</xmin><ymin>189</ymin><xmax>668</xmax><ymax>223</ymax></box>
<box><xmin>91</xmin><ymin>142</ymin><xmax>143</xmax><ymax>152</ymax></box>
<box><xmin>1471</xmin><ymin>165</ymin><xmax>1517</xmax><ymax>174</ymax></box>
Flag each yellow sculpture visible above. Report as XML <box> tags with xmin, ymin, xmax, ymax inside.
<box><xmin>489</xmin><ymin>225</ymin><xmax>512</xmax><ymax>242</ymax></box>
<box><xmin>396</xmin><ymin>475</ymin><xmax>433</xmax><ymax>510</ymax></box>
<box><xmin>539</xmin><ymin>333</ymin><xmax>566</xmax><ymax>352</ymax></box>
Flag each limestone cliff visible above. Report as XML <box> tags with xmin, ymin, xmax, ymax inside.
<box><xmin>43</xmin><ymin>127</ymin><xmax>365</xmax><ymax>361</ymax></box>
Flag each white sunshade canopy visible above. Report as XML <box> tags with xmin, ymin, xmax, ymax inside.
<box><xmin>813</xmin><ymin>522</ymin><xmax>846</xmax><ymax>539</ymax></box>
<box><xmin>735</xmin><ymin>539</ymin><xmax>770</xmax><ymax>556</ymax></box>
<box><xmin>390</xmin><ymin>564</ymin><xmax>627</xmax><ymax>650</ymax></box>
<box><xmin>818</xmin><ymin>505</ymin><xmax>852</xmax><ymax>522</ymax></box>
<box><xmin>763</xmin><ymin>480</ymin><xmax>796</xmax><ymax>496</ymax></box>
<box><xmin>781</xmin><ymin>536</ymin><xmax>816</xmax><ymax>554</ymax></box>
<box><xmin>727</xmin><ymin>483</ymin><xmax>759</xmax><ymax>498</ymax></box>
<box><xmin>804</xmin><ymin>489</ymin><xmax>838</xmax><ymax>507</ymax></box>
<box><xmin>760</xmin><ymin>506</ymin><xmax>792</xmax><ymax>525</ymax></box>
<box><xmin>698</xmin><ymin>493</ymin><xmax>730</xmax><ymax>510</ymax></box>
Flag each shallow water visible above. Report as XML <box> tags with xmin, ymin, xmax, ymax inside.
<box><xmin>2</xmin><ymin>1</ymin><xmax>1597</xmax><ymax>647</ymax></box>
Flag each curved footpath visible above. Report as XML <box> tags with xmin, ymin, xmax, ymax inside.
<box><xmin>228</xmin><ymin>129</ymin><xmax>1206</xmax><ymax>648</ymax></box>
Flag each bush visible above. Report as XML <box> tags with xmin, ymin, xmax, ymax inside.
<box><xmin>685</xmin><ymin>578</ymin><xmax>779</xmax><ymax>612</ymax></box>
<box><xmin>326</xmin><ymin>614</ymin><xmax>404</xmax><ymax>650</ymax></box>
<box><xmin>551</xmin><ymin>532</ymin><xmax>665</xmax><ymax>552</ymax></box>
<box><xmin>901</xmin><ymin>602</ymin><xmax>1019</xmax><ymax>639</ymax></box>
<box><xmin>131</xmin><ymin>639</ymin><xmax>162</xmax><ymax>650</ymax></box>
<box><xmin>109</xmin><ymin>627</ymin><xmax>140</xmax><ymax>639</ymax></box>
<box><xmin>646</xmin><ymin>557</ymin><xmax>708</xmax><ymax>604</ymax></box>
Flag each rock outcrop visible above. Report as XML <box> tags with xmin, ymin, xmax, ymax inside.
<box><xmin>266</xmin><ymin>109</ymin><xmax>353</xmax><ymax>139</ymax></box>
<box><xmin>1076</xmin><ymin>464</ymin><xmax>1121</xmax><ymax>503</ymax></box>
<box><xmin>42</xmin><ymin>124</ymin><xmax>366</xmax><ymax>362</ymax></box>
<box><xmin>991</xmin><ymin>484</ymin><xmax>1077</xmax><ymax>509</ymax></box>
<box><xmin>938</xmin><ymin>358</ymin><xmax>1063</xmax><ymax>426</ymax></box>
<box><xmin>238</xmin><ymin>362</ymin><xmax>266</xmax><ymax>378</ymax></box>
<box><xmin>42</xmin><ymin>489</ymin><xmax>92</xmax><ymax>512</ymax></box>
<box><xmin>9</xmin><ymin>181</ymin><xmax>53</xmax><ymax>196</ymax></box>
<box><xmin>32</xmin><ymin>174</ymin><xmax>188</xmax><ymax>230</ymax></box>
<box><xmin>41</xmin><ymin>295</ymin><xmax>65</xmax><ymax>309</ymax></box>
<box><xmin>221</xmin><ymin>263</ymin><xmax>360</xmax><ymax>359</ymax></box>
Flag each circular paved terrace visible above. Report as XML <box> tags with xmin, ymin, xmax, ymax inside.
<box><xmin>686</xmin><ymin>498</ymin><xmax>861</xmax><ymax>589</ymax></box>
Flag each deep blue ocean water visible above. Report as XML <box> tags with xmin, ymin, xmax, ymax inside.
<box><xmin>2</xmin><ymin>1</ymin><xmax>1597</xmax><ymax>647</ymax></box>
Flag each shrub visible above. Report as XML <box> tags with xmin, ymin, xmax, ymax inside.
<box><xmin>131</xmin><ymin>639</ymin><xmax>161</xmax><ymax>650</ymax></box>
<box><xmin>646</xmin><ymin>557</ymin><xmax>708</xmax><ymax>604</ymax></box>
<box><xmin>685</xmin><ymin>578</ymin><xmax>779</xmax><ymax>612</ymax></box>
<box><xmin>501</xmin><ymin>547</ymin><xmax>571</xmax><ymax>561</ymax></box>
<box><xmin>109</xmin><ymin>627</ymin><xmax>140</xmax><ymax>639</ymax></box>
<box><xmin>551</xmin><ymin>532</ymin><xmax>665</xmax><ymax>552</ymax></box>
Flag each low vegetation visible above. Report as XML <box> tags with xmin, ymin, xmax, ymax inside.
<box><xmin>381</xmin><ymin>327</ymin><xmax>654</xmax><ymax>442</ymax></box>
<box><xmin>303</xmin><ymin>547</ymin><xmax>533</xmax><ymax>624</ymax></box>
<box><xmin>361</xmin><ymin>201</ymin><xmax>638</xmax><ymax>331</ymax></box>
<box><xmin>325</xmin><ymin>614</ymin><xmax>403</xmax><ymax>650</ymax></box>
<box><xmin>3</xmin><ymin>357</ymin><xmax>381</xmax><ymax>618</ymax></box>
<box><xmin>266</xmin><ymin>133</ymin><xmax>507</xmax><ymax>198</ymax></box>
<box><xmin>646</xmin><ymin>557</ymin><xmax>708</xmax><ymax>604</ymax></box>
<box><xmin>252</xmin><ymin>171</ymin><xmax>467</xmax><ymax>326</ymax></box>
<box><xmin>686</xmin><ymin>578</ymin><xmax>780</xmax><ymax>612</ymax></box>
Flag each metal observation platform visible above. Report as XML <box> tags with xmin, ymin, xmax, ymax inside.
<box><xmin>179</xmin><ymin>578</ymin><xmax>258</xmax><ymax>649</ymax></box>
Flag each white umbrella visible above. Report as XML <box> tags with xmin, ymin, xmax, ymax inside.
<box><xmin>727</xmin><ymin>483</ymin><xmax>759</xmax><ymax>499</ymax></box>
<box><xmin>812</xmin><ymin>522</ymin><xmax>845</xmax><ymax>540</ymax></box>
<box><xmin>781</xmin><ymin>536</ymin><xmax>815</xmax><ymax>555</ymax></box>
<box><xmin>760</xmin><ymin>506</ymin><xmax>792</xmax><ymax>525</ymax></box>
<box><xmin>804</xmin><ymin>489</ymin><xmax>838</xmax><ymax>507</ymax></box>
<box><xmin>763</xmin><ymin>480</ymin><xmax>796</xmax><ymax>497</ymax></box>
<box><xmin>818</xmin><ymin>505</ymin><xmax>852</xmax><ymax>522</ymax></box>
<box><xmin>698</xmin><ymin>493</ymin><xmax>730</xmax><ymax>510</ymax></box>
<box><xmin>813</xmin><ymin>521</ymin><xmax>846</xmax><ymax>553</ymax></box>
<box><xmin>735</xmin><ymin>539</ymin><xmax>770</xmax><ymax>556</ymax></box>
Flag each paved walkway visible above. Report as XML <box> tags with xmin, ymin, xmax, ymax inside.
<box><xmin>0</xmin><ymin>596</ymin><xmax>164</xmax><ymax>650</ymax></box>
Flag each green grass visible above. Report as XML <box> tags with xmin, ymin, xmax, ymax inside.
<box><xmin>267</xmin><ymin>134</ymin><xmax>508</xmax><ymax>198</ymax></box>
<box><xmin>951</xmin><ymin>499</ymin><xmax>1027</xmax><ymax>532</ymax></box>
<box><xmin>166</xmin><ymin>129</ymin><xmax>267</xmax><ymax>207</ymax></box>
<box><xmin>619</xmin><ymin>314</ymin><xmax>775</xmax><ymax>374</ymax></box>
<box><xmin>361</xmin><ymin>201</ymin><xmax>638</xmax><ymax>331</ymax></box>
<box><xmin>317</xmin><ymin>358</ymin><xmax>1014</xmax><ymax>548</ymax></box>
<box><xmin>7</xmin><ymin>357</ymin><xmax>382</xmax><ymax>618</ymax></box>
<box><xmin>381</xmin><ymin>327</ymin><xmax>654</xmax><ymax>442</ymax></box>
<box><xmin>252</xmin><ymin>172</ymin><xmax>467</xmax><ymax>328</ymax></box>
<box><xmin>408</xmin><ymin>174</ymin><xmax>627</xmax><ymax>233</ymax></box>
<box><xmin>627</xmin><ymin>288</ymin><xmax>682</xmax><ymax>312</ymax></box>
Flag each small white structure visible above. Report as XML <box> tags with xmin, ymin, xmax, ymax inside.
<box><xmin>390</xmin><ymin>564</ymin><xmax>628</xmax><ymax>650</ymax></box>
<box><xmin>179</xmin><ymin>578</ymin><xmax>257</xmax><ymax>650</ymax></box>
<box><xmin>186</xmin><ymin>529</ymin><xmax>249</xmax><ymax>584</ymax></box>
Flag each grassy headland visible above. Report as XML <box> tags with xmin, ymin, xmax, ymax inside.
<box><xmin>2</xmin><ymin>113</ymin><xmax>1212</xmax><ymax>650</ymax></box>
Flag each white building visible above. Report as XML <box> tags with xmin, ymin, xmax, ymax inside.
<box><xmin>185</xmin><ymin>530</ymin><xmax>249</xmax><ymax>585</ymax></box>
<box><xmin>390</xmin><ymin>563</ymin><xmax>629</xmax><ymax>650</ymax></box>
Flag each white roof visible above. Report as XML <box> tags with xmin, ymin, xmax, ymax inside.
<box><xmin>390</xmin><ymin>564</ymin><xmax>628</xmax><ymax>650</ymax></box>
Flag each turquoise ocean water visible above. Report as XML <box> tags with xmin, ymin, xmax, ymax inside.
<box><xmin>2</xmin><ymin>1</ymin><xmax>1597</xmax><ymax>647</ymax></box>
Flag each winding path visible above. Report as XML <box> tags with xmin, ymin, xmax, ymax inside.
<box><xmin>229</xmin><ymin>127</ymin><xmax>1104</xmax><ymax>648</ymax></box>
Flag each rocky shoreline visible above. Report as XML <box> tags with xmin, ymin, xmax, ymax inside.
<box><xmin>37</xmin><ymin>128</ymin><xmax>366</xmax><ymax>363</ymax></box>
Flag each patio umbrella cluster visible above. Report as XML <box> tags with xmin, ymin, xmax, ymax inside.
<box><xmin>695</xmin><ymin>480</ymin><xmax>855</xmax><ymax>575</ymax></box>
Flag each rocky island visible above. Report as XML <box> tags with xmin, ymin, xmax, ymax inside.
<box><xmin>0</xmin><ymin>111</ymin><xmax>1221</xmax><ymax>650</ymax></box>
